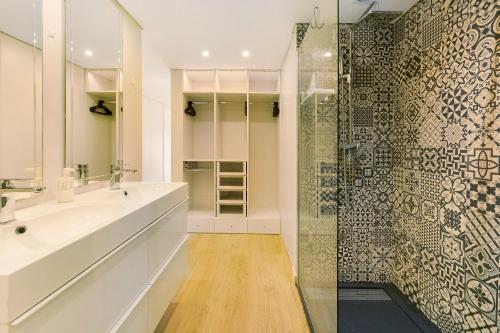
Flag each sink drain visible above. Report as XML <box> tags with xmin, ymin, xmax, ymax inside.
<box><xmin>15</xmin><ymin>225</ymin><xmax>27</xmax><ymax>234</ymax></box>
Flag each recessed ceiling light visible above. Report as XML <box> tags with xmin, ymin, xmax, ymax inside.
<box><xmin>202</xmin><ymin>50</ymin><xmax>210</xmax><ymax>57</ymax></box>
<box><xmin>85</xmin><ymin>50</ymin><xmax>93</xmax><ymax>57</ymax></box>
<box><xmin>242</xmin><ymin>50</ymin><xmax>250</xmax><ymax>58</ymax></box>
<box><xmin>324</xmin><ymin>51</ymin><xmax>333</xmax><ymax>58</ymax></box>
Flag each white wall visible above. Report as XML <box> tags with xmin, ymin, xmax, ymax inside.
<box><xmin>142</xmin><ymin>94</ymin><xmax>165</xmax><ymax>181</ymax></box>
<box><xmin>141</xmin><ymin>38</ymin><xmax>171</xmax><ymax>181</ymax></box>
<box><xmin>279</xmin><ymin>30</ymin><xmax>298</xmax><ymax>275</ymax></box>
<box><xmin>122</xmin><ymin>11</ymin><xmax>142</xmax><ymax>182</ymax></box>
<box><xmin>42</xmin><ymin>0</ymin><xmax>65</xmax><ymax>200</ymax></box>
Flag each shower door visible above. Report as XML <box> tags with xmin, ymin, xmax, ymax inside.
<box><xmin>297</xmin><ymin>22</ymin><xmax>339</xmax><ymax>333</ymax></box>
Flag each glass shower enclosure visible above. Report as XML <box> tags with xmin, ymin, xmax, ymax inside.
<box><xmin>297</xmin><ymin>22</ymin><xmax>339</xmax><ymax>333</ymax></box>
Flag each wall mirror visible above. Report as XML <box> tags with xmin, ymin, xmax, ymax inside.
<box><xmin>0</xmin><ymin>0</ymin><xmax>43</xmax><ymax>198</ymax></box>
<box><xmin>65</xmin><ymin>0</ymin><xmax>122</xmax><ymax>185</ymax></box>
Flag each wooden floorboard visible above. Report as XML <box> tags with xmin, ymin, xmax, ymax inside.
<box><xmin>159</xmin><ymin>234</ymin><xmax>310</xmax><ymax>333</ymax></box>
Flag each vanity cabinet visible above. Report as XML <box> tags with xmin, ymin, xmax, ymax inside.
<box><xmin>4</xmin><ymin>200</ymin><xmax>188</xmax><ymax>333</ymax></box>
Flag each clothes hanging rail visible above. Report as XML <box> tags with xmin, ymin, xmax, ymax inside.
<box><xmin>188</xmin><ymin>101</ymin><xmax>278</xmax><ymax>104</ymax></box>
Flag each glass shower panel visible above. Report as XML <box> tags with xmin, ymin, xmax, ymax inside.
<box><xmin>297</xmin><ymin>23</ymin><xmax>339</xmax><ymax>333</ymax></box>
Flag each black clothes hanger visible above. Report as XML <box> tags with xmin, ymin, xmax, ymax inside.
<box><xmin>184</xmin><ymin>101</ymin><xmax>196</xmax><ymax>116</ymax></box>
<box><xmin>273</xmin><ymin>102</ymin><xmax>280</xmax><ymax>117</ymax></box>
<box><xmin>89</xmin><ymin>100</ymin><xmax>112</xmax><ymax>116</ymax></box>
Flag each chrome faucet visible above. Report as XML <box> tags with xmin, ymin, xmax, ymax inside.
<box><xmin>110</xmin><ymin>161</ymin><xmax>137</xmax><ymax>190</ymax></box>
<box><xmin>0</xmin><ymin>179</ymin><xmax>45</xmax><ymax>224</ymax></box>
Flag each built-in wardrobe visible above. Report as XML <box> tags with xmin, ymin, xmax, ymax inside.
<box><xmin>171</xmin><ymin>70</ymin><xmax>280</xmax><ymax>234</ymax></box>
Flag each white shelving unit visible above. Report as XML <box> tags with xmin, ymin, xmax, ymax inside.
<box><xmin>216</xmin><ymin>161</ymin><xmax>247</xmax><ymax>218</ymax></box>
<box><xmin>172</xmin><ymin>69</ymin><xmax>281</xmax><ymax>234</ymax></box>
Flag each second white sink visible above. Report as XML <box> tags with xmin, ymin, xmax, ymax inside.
<box><xmin>0</xmin><ymin>204</ymin><xmax>125</xmax><ymax>262</ymax></box>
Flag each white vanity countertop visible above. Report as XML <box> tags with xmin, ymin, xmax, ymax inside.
<box><xmin>0</xmin><ymin>181</ymin><xmax>188</xmax><ymax>324</ymax></box>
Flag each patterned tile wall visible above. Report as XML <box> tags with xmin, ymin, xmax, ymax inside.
<box><xmin>392</xmin><ymin>1</ymin><xmax>499</xmax><ymax>332</ymax></box>
<box><xmin>339</xmin><ymin>1</ymin><xmax>499</xmax><ymax>332</ymax></box>
<box><xmin>338</xmin><ymin>14</ymin><xmax>399</xmax><ymax>283</ymax></box>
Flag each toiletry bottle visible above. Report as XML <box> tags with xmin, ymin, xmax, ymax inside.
<box><xmin>56</xmin><ymin>168</ymin><xmax>75</xmax><ymax>203</ymax></box>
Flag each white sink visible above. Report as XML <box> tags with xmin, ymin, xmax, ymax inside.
<box><xmin>0</xmin><ymin>204</ymin><xmax>124</xmax><ymax>261</ymax></box>
<box><xmin>0</xmin><ymin>182</ymin><xmax>188</xmax><ymax>325</ymax></box>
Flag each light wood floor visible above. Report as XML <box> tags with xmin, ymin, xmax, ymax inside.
<box><xmin>159</xmin><ymin>234</ymin><xmax>310</xmax><ymax>333</ymax></box>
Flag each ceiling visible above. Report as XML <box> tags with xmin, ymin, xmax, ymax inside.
<box><xmin>0</xmin><ymin>0</ymin><xmax>417</xmax><ymax>71</ymax></box>
<box><xmin>118</xmin><ymin>0</ymin><xmax>417</xmax><ymax>70</ymax></box>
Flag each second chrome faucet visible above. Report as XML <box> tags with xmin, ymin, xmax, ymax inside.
<box><xmin>110</xmin><ymin>161</ymin><xmax>137</xmax><ymax>190</ymax></box>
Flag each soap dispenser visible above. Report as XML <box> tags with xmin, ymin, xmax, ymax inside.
<box><xmin>56</xmin><ymin>168</ymin><xmax>75</xmax><ymax>203</ymax></box>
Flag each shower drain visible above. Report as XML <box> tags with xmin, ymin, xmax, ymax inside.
<box><xmin>339</xmin><ymin>288</ymin><xmax>392</xmax><ymax>301</ymax></box>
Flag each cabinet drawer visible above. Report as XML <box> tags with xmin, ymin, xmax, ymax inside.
<box><xmin>149</xmin><ymin>240</ymin><xmax>188</xmax><ymax>332</ymax></box>
<box><xmin>214</xmin><ymin>217</ymin><xmax>247</xmax><ymax>233</ymax></box>
<box><xmin>247</xmin><ymin>218</ymin><xmax>280</xmax><ymax>234</ymax></box>
<box><xmin>187</xmin><ymin>217</ymin><xmax>214</xmax><ymax>233</ymax></box>
<box><xmin>10</xmin><ymin>233</ymin><xmax>149</xmax><ymax>333</ymax></box>
<box><xmin>148</xmin><ymin>201</ymin><xmax>188</xmax><ymax>279</ymax></box>
<box><xmin>113</xmin><ymin>287</ymin><xmax>150</xmax><ymax>333</ymax></box>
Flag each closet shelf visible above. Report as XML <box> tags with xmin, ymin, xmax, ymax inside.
<box><xmin>216</xmin><ymin>158</ymin><xmax>247</xmax><ymax>162</ymax></box>
<box><xmin>183</xmin><ymin>91</ymin><xmax>214</xmax><ymax>102</ymax></box>
<box><xmin>185</xmin><ymin>168</ymin><xmax>212</xmax><ymax>172</ymax></box>
<box><xmin>218</xmin><ymin>199</ymin><xmax>246</xmax><ymax>204</ymax></box>
<box><xmin>183</xmin><ymin>158</ymin><xmax>214</xmax><ymax>162</ymax></box>
<box><xmin>86</xmin><ymin>91</ymin><xmax>118</xmax><ymax>101</ymax></box>
<box><xmin>217</xmin><ymin>186</ymin><xmax>246</xmax><ymax>190</ymax></box>
<box><xmin>248</xmin><ymin>92</ymin><xmax>280</xmax><ymax>102</ymax></box>
<box><xmin>218</xmin><ymin>172</ymin><xmax>245</xmax><ymax>176</ymax></box>
<box><xmin>216</xmin><ymin>92</ymin><xmax>247</xmax><ymax>102</ymax></box>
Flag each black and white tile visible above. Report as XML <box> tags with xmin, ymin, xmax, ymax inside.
<box><xmin>337</xmin><ymin>1</ymin><xmax>500</xmax><ymax>332</ymax></box>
